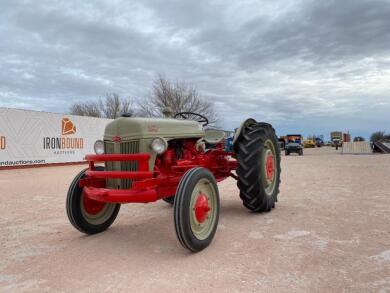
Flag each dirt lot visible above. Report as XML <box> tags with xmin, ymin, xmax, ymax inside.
<box><xmin>1</xmin><ymin>147</ymin><xmax>389</xmax><ymax>292</ymax></box>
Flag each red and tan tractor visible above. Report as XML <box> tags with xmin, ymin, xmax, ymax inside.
<box><xmin>66</xmin><ymin>112</ymin><xmax>281</xmax><ymax>252</ymax></box>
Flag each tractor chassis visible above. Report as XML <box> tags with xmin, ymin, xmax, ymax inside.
<box><xmin>80</xmin><ymin>150</ymin><xmax>238</xmax><ymax>204</ymax></box>
<box><xmin>66</xmin><ymin>121</ymin><xmax>280</xmax><ymax>252</ymax></box>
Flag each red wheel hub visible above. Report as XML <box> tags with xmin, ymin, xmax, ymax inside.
<box><xmin>194</xmin><ymin>193</ymin><xmax>211</xmax><ymax>223</ymax></box>
<box><xmin>266</xmin><ymin>153</ymin><xmax>275</xmax><ymax>181</ymax></box>
<box><xmin>83</xmin><ymin>191</ymin><xmax>106</xmax><ymax>215</ymax></box>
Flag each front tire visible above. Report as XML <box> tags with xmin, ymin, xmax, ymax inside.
<box><xmin>235</xmin><ymin>122</ymin><xmax>281</xmax><ymax>212</ymax></box>
<box><xmin>66</xmin><ymin>166</ymin><xmax>120</xmax><ymax>234</ymax></box>
<box><xmin>173</xmin><ymin>168</ymin><xmax>220</xmax><ymax>252</ymax></box>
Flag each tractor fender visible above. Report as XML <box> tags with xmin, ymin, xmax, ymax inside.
<box><xmin>232</xmin><ymin>118</ymin><xmax>258</xmax><ymax>148</ymax></box>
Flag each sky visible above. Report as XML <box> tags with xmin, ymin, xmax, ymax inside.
<box><xmin>1</xmin><ymin>0</ymin><xmax>390</xmax><ymax>140</ymax></box>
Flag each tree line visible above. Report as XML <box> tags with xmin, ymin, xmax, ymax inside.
<box><xmin>352</xmin><ymin>133</ymin><xmax>389</xmax><ymax>142</ymax></box>
<box><xmin>370</xmin><ymin>131</ymin><xmax>390</xmax><ymax>142</ymax></box>
<box><xmin>70</xmin><ymin>76</ymin><xmax>389</xmax><ymax>140</ymax></box>
<box><xmin>69</xmin><ymin>76</ymin><xmax>218</xmax><ymax>125</ymax></box>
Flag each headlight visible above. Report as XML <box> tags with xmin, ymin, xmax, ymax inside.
<box><xmin>94</xmin><ymin>140</ymin><xmax>105</xmax><ymax>155</ymax></box>
<box><xmin>151</xmin><ymin>138</ymin><xmax>167</xmax><ymax>154</ymax></box>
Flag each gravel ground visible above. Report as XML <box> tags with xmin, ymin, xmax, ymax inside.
<box><xmin>1</xmin><ymin>147</ymin><xmax>389</xmax><ymax>292</ymax></box>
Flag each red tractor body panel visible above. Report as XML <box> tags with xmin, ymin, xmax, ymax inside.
<box><xmin>80</xmin><ymin>141</ymin><xmax>237</xmax><ymax>204</ymax></box>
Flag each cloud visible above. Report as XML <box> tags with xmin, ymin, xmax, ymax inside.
<box><xmin>0</xmin><ymin>0</ymin><xmax>389</xmax><ymax>138</ymax></box>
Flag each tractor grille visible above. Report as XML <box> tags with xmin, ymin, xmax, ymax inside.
<box><xmin>104</xmin><ymin>140</ymin><xmax>140</xmax><ymax>189</ymax></box>
<box><xmin>104</xmin><ymin>141</ymin><xmax>115</xmax><ymax>172</ymax></box>
<box><xmin>119</xmin><ymin>141</ymin><xmax>140</xmax><ymax>188</ymax></box>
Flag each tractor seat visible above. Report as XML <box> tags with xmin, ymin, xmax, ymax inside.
<box><xmin>204</xmin><ymin>129</ymin><xmax>226</xmax><ymax>144</ymax></box>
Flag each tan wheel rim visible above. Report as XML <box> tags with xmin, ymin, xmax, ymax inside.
<box><xmin>80</xmin><ymin>191</ymin><xmax>116</xmax><ymax>225</ymax></box>
<box><xmin>189</xmin><ymin>178</ymin><xmax>218</xmax><ymax>240</ymax></box>
<box><xmin>261</xmin><ymin>139</ymin><xmax>277</xmax><ymax>196</ymax></box>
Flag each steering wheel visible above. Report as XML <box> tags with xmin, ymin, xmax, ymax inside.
<box><xmin>174</xmin><ymin>112</ymin><xmax>209</xmax><ymax>126</ymax></box>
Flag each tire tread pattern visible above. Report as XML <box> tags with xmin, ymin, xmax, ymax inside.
<box><xmin>173</xmin><ymin>168</ymin><xmax>220</xmax><ymax>252</ymax></box>
<box><xmin>235</xmin><ymin>122</ymin><xmax>281</xmax><ymax>212</ymax></box>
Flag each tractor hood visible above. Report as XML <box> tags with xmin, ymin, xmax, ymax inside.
<box><xmin>103</xmin><ymin>117</ymin><xmax>205</xmax><ymax>141</ymax></box>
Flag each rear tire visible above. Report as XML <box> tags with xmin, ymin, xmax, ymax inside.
<box><xmin>235</xmin><ymin>122</ymin><xmax>281</xmax><ymax>212</ymax></box>
<box><xmin>285</xmin><ymin>150</ymin><xmax>290</xmax><ymax>156</ymax></box>
<box><xmin>173</xmin><ymin>168</ymin><xmax>220</xmax><ymax>252</ymax></box>
<box><xmin>299</xmin><ymin>149</ymin><xmax>303</xmax><ymax>156</ymax></box>
<box><xmin>66</xmin><ymin>166</ymin><xmax>120</xmax><ymax>234</ymax></box>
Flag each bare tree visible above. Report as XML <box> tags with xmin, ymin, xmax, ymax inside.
<box><xmin>70</xmin><ymin>102</ymin><xmax>101</xmax><ymax>117</ymax></box>
<box><xmin>99</xmin><ymin>93</ymin><xmax>134</xmax><ymax>119</ymax></box>
<box><xmin>70</xmin><ymin>93</ymin><xmax>134</xmax><ymax>119</ymax></box>
<box><xmin>138</xmin><ymin>76</ymin><xmax>219</xmax><ymax>125</ymax></box>
<box><xmin>370</xmin><ymin>131</ymin><xmax>386</xmax><ymax>142</ymax></box>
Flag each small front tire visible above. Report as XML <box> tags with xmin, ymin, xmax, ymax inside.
<box><xmin>66</xmin><ymin>166</ymin><xmax>120</xmax><ymax>234</ymax></box>
<box><xmin>173</xmin><ymin>167</ymin><xmax>220</xmax><ymax>252</ymax></box>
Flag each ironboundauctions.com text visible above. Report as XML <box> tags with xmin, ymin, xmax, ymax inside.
<box><xmin>0</xmin><ymin>159</ymin><xmax>46</xmax><ymax>166</ymax></box>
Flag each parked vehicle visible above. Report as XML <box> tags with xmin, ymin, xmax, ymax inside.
<box><xmin>303</xmin><ymin>139</ymin><xmax>316</xmax><ymax>148</ymax></box>
<box><xmin>285</xmin><ymin>142</ymin><xmax>303</xmax><ymax>156</ymax></box>
<box><xmin>224</xmin><ymin>135</ymin><xmax>234</xmax><ymax>152</ymax></box>
<box><xmin>278</xmin><ymin>137</ymin><xmax>286</xmax><ymax>150</ymax></box>
<box><xmin>66</xmin><ymin>113</ymin><xmax>281</xmax><ymax>252</ymax></box>
<box><xmin>331</xmin><ymin>131</ymin><xmax>343</xmax><ymax>148</ymax></box>
<box><xmin>286</xmin><ymin>134</ymin><xmax>302</xmax><ymax>144</ymax></box>
<box><xmin>315</xmin><ymin>137</ymin><xmax>324</xmax><ymax>147</ymax></box>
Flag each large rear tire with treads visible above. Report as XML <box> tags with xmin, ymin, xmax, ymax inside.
<box><xmin>235</xmin><ymin>122</ymin><xmax>281</xmax><ymax>212</ymax></box>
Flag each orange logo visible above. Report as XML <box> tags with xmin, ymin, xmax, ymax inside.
<box><xmin>62</xmin><ymin>118</ymin><xmax>76</xmax><ymax>135</ymax></box>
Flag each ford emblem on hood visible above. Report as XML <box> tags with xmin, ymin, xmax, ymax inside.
<box><xmin>112</xmin><ymin>135</ymin><xmax>122</xmax><ymax>142</ymax></box>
